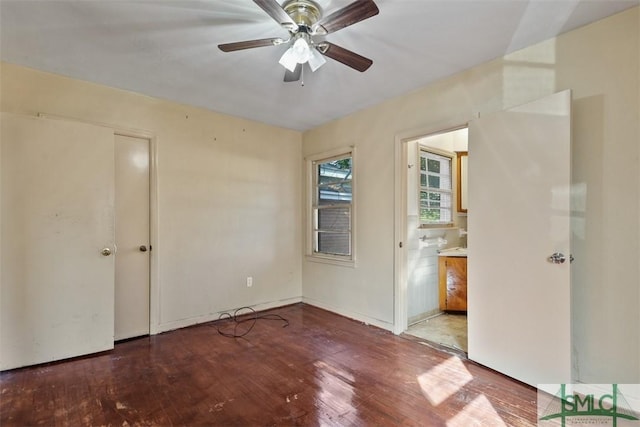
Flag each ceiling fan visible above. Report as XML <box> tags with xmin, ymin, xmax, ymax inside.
<box><xmin>218</xmin><ymin>0</ymin><xmax>379</xmax><ymax>83</ymax></box>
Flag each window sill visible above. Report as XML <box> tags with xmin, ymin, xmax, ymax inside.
<box><xmin>419</xmin><ymin>223</ymin><xmax>456</xmax><ymax>230</ymax></box>
<box><xmin>305</xmin><ymin>254</ymin><xmax>356</xmax><ymax>268</ymax></box>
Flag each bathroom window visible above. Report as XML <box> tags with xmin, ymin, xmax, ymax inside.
<box><xmin>306</xmin><ymin>148</ymin><xmax>355</xmax><ymax>265</ymax></box>
<box><xmin>419</xmin><ymin>149</ymin><xmax>453</xmax><ymax>225</ymax></box>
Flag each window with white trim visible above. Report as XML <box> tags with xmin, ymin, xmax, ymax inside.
<box><xmin>309</xmin><ymin>150</ymin><xmax>354</xmax><ymax>262</ymax></box>
<box><xmin>419</xmin><ymin>149</ymin><xmax>453</xmax><ymax>225</ymax></box>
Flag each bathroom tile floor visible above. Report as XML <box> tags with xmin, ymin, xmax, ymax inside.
<box><xmin>405</xmin><ymin>312</ymin><xmax>468</xmax><ymax>353</ymax></box>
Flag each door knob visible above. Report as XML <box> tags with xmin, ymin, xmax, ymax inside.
<box><xmin>101</xmin><ymin>248</ymin><xmax>112</xmax><ymax>256</ymax></box>
<box><xmin>139</xmin><ymin>245</ymin><xmax>148</xmax><ymax>252</ymax></box>
<box><xmin>547</xmin><ymin>252</ymin><xmax>566</xmax><ymax>264</ymax></box>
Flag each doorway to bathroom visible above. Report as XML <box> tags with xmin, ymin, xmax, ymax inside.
<box><xmin>394</xmin><ymin>91</ymin><xmax>572</xmax><ymax>387</ymax></box>
<box><xmin>400</xmin><ymin>127</ymin><xmax>469</xmax><ymax>353</ymax></box>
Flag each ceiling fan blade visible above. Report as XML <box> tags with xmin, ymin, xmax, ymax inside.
<box><xmin>253</xmin><ymin>0</ymin><xmax>298</xmax><ymax>31</ymax></box>
<box><xmin>284</xmin><ymin>64</ymin><xmax>302</xmax><ymax>82</ymax></box>
<box><xmin>312</xmin><ymin>0</ymin><xmax>379</xmax><ymax>35</ymax></box>
<box><xmin>218</xmin><ymin>37</ymin><xmax>284</xmax><ymax>52</ymax></box>
<box><xmin>318</xmin><ymin>42</ymin><xmax>373</xmax><ymax>72</ymax></box>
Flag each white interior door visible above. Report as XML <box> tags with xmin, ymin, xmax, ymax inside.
<box><xmin>114</xmin><ymin>134</ymin><xmax>150</xmax><ymax>340</ymax></box>
<box><xmin>467</xmin><ymin>90</ymin><xmax>572</xmax><ymax>387</ymax></box>
<box><xmin>1</xmin><ymin>113</ymin><xmax>115</xmax><ymax>370</ymax></box>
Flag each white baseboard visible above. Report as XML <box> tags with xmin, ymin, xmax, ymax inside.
<box><xmin>154</xmin><ymin>296</ymin><xmax>303</xmax><ymax>334</ymax></box>
<box><xmin>302</xmin><ymin>297</ymin><xmax>394</xmax><ymax>332</ymax></box>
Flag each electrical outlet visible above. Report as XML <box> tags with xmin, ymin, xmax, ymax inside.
<box><xmin>246</xmin><ymin>276</ymin><xmax>253</xmax><ymax>287</ymax></box>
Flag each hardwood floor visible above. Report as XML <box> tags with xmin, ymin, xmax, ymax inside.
<box><xmin>1</xmin><ymin>304</ymin><xmax>537</xmax><ymax>426</ymax></box>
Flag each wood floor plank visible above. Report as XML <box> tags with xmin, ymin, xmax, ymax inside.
<box><xmin>0</xmin><ymin>303</ymin><xmax>537</xmax><ymax>426</ymax></box>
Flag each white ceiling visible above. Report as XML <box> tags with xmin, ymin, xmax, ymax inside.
<box><xmin>1</xmin><ymin>0</ymin><xmax>638</xmax><ymax>131</ymax></box>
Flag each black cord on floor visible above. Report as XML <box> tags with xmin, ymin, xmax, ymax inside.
<box><xmin>213</xmin><ymin>307</ymin><xmax>289</xmax><ymax>338</ymax></box>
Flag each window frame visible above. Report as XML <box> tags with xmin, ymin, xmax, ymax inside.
<box><xmin>305</xmin><ymin>147</ymin><xmax>356</xmax><ymax>267</ymax></box>
<box><xmin>418</xmin><ymin>146</ymin><xmax>454</xmax><ymax>227</ymax></box>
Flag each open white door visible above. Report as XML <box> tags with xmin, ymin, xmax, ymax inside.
<box><xmin>467</xmin><ymin>90</ymin><xmax>572</xmax><ymax>387</ymax></box>
<box><xmin>1</xmin><ymin>113</ymin><xmax>115</xmax><ymax>370</ymax></box>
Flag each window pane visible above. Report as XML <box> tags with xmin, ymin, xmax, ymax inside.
<box><xmin>318</xmin><ymin>174</ymin><xmax>346</xmax><ymax>186</ymax></box>
<box><xmin>318</xmin><ymin>157</ymin><xmax>352</xmax><ymax>205</ymax></box>
<box><xmin>428</xmin><ymin>175</ymin><xmax>440</xmax><ymax>188</ymax></box>
<box><xmin>318</xmin><ymin>187</ymin><xmax>351</xmax><ymax>205</ymax></box>
<box><xmin>318</xmin><ymin>158</ymin><xmax>352</xmax><ymax>178</ymax></box>
<box><xmin>317</xmin><ymin>232</ymin><xmax>350</xmax><ymax>256</ymax></box>
<box><xmin>420</xmin><ymin>208</ymin><xmax>441</xmax><ymax>222</ymax></box>
<box><xmin>312</xmin><ymin>153</ymin><xmax>353</xmax><ymax>259</ymax></box>
<box><xmin>440</xmin><ymin>193</ymin><xmax>452</xmax><ymax>208</ymax></box>
<box><xmin>420</xmin><ymin>192</ymin><xmax>452</xmax><ymax>209</ymax></box>
<box><xmin>427</xmin><ymin>158</ymin><xmax>441</xmax><ymax>173</ymax></box>
<box><xmin>439</xmin><ymin>175</ymin><xmax>452</xmax><ymax>190</ymax></box>
<box><xmin>421</xmin><ymin>192</ymin><xmax>442</xmax><ymax>208</ymax></box>
<box><xmin>420</xmin><ymin>208</ymin><xmax>452</xmax><ymax>223</ymax></box>
<box><xmin>419</xmin><ymin>149</ymin><xmax>454</xmax><ymax>225</ymax></box>
<box><xmin>422</xmin><ymin>172</ymin><xmax>451</xmax><ymax>191</ymax></box>
<box><xmin>317</xmin><ymin>207</ymin><xmax>350</xmax><ymax>231</ymax></box>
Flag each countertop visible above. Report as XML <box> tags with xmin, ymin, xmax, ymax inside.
<box><xmin>438</xmin><ymin>247</ymin><xmax>467</xmax><ymax>257</ymax></box>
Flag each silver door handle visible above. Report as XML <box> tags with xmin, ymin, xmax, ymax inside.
<box><xmin>101</xmin><ymin>247</ymin><xmax>112</xmax><ymax>256</ymax></box>
<box><xmin>547</xmin><ymin>252</ymin><xmax>573</xmax><ymax>264</ymax></box>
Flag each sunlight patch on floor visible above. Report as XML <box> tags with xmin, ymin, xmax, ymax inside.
<box><xmin>313</xmin><ymin>360</ymin><xmax>356</xmax><ymax>417</ymax></box>
<box><xmin>417</xmin><ymin>356</ymin><xmax>473</xmax><ymax>406</ymax></box>
<box><xmin>447</xmin><ymin>394</ymin><xmax>507</xmax><ymax>427</ymax></box>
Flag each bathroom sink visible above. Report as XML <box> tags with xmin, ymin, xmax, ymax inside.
<box><xmin>438</xmin><ymin>247</ymin><xmax>467</xmax><ymax>257</ymax></box>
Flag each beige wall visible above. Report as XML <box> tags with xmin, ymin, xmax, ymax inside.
<box><xmin>0</xmin><ymin>62</ymin><xmax>303</xmax><ymax>333</ymax></box>
<box><xmin>302</xmin><ymin>7</ymin><xmax>639</xmax><ymax>382</ymax></box>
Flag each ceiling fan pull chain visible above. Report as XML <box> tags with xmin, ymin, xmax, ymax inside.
<box><xmin>301</xmin><ymin>64</ymin><xmax>305</xmax><ymax>87</ymax></box>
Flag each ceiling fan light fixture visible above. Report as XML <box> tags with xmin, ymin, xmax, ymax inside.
<box><xmin>279</xmin><ymin>33</ymin><xmax>324</xmax><ymax>72</ymax></box>
<box><xmin>307</xmin><ymin>47</ymin><xmax>326</xmax><ymax>72</ymax></box>
<box><xmin>291</xmin><ymin>37</ymin><xmax>312</xmax><ymax>63</ymax></box>
<box><xmin>279</xmin><ymin>47</ymin><xmax>299</xmax><ymax>72</ymax></box>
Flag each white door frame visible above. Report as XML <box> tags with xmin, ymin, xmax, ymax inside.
<box><xmin>37</xmin><ymin>113</ymin><xmax>160</xmax><ymax>336</ymax></box>
<box><xmin>393</xmin><ymin>119</ymin><xmax>471</xmax><ymax>335</ymax></box>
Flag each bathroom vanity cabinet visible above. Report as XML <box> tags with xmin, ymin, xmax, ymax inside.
<box><xmin>438</xmin><ymin>256</ymin><xmax>467</xmax><ymax>312</ymax></box>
